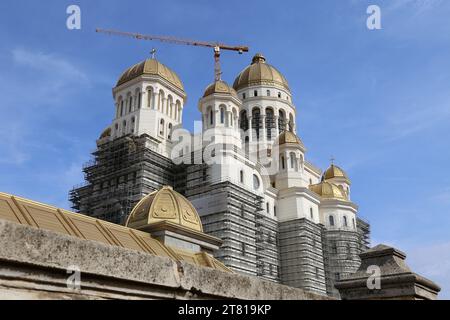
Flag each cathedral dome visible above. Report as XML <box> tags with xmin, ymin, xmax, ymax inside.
<box><xmin>323</xmin><ymin>164</ymin><xmax>350</xmax><ymax>183</ymax></box>
<box><xmin>233</xmin><ymin>53</ymin><xmax>290</xmax><ymax>92</ymax></box>
<box><xmin>116</xmin><ymin>58</ymin><xmax>184</xmax><ymax>91</ymax></box>
<box><xmin>309</xmin><ymin>181</ymin><xmax>348</xmax><ymax>201</ymax></box>
<box><xmin>203</xmin><ymin>80</ymin><xmax>238</xmax><ymax>98</ymax></box>
<box><xmin>276</xmin><ymin>131</ymin><xmax>304</xmax><ymax>148</ymax></box>
<box><xmin>125</xmin><ymin>186</ymin><xmax>203</xmax><ymax>232</ymax></box>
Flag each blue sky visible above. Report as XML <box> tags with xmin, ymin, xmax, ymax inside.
<box><xmin>0</xmin><ymin>0</ymin><xmax>449</xmax><ymax>298</ymax></box>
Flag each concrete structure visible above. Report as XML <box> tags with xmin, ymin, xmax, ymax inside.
<box><xmin>0</xmin><ymin>194</ymin><xmax>330</xmax><ymax>300</ymax></box>
<box><xmin>335</xmin><ymin>244</ymin><xmax>441</xmax><ymax>300</ymax></box>
<box><xmin>69</xmin><ymin>52</ymin><xmax>371</xmax><ymax>297</ymax></box>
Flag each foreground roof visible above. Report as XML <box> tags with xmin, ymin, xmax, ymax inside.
<box><xmin>0</xmin><ymin>192</ymin><xmax>230</xmax><ymax>273</ymax></box>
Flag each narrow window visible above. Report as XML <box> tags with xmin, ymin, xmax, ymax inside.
<box><xmin>266</xmin><ymin>202</ymin><xmax>270</xmax><ymax>213</ymax></box>
<box><xmin>243</xmin><ymin>93</ymin><xmax>246</xmax><ymax>99</ymax></box>
<box><xmin>220</xmin><ymin>108</ymin><xmax>225</xmax><ymax>124</ymax></box>
<box><xmin>168</xmin><ymin>123</ymin><xmax>173</xmax><ymax>140</ymax></box>
<box><xmin>240</xmin><ymin>170</ymin><xmax>244</xmax><ymax>183</ymax></box>
<box><xmin>335</xmin><ymin>273</ymin><xmax>340</xmax><ymax>281</ymax></box>
<box><xmin>353</xmin><ymin>218</ymin><xmax>356</xmax><ymax>229</ymax></box>
<box><xmin>266</xmin><ymin>90</ymin><xmax>270</xmax><ymax>97</ymax></box>
<box><xmin>278</xmin><ymin>92</ymin><xmax>281</xmax><ymax>98</ymax></box>
<box><xmin>329</xmin><ymin>215</ymin><xmax>335</xmax><ymax>226</ymax></box>
<box><xmin>332</xmin><ymin>241</ymin><xmax>338</xmax><ymax>254</ymax></box>
<box><xmin>210</xmin><ymin>109</ymin><xmax>214</xmax><ymax>125</ymax></box>
<box><xmin>281</xmin><ymin>156</ymin><xmax>286</xmax><ymax>170</ymax></box>
<box><xmin>309</xmin><ymin>178</ymin><xmax>313</xmax><ymax>185</ymax></box>
<box><xmin>343</xmin><ymin>216</ymin><xmax>348</xmax><ymax>227</ymax></box>
<box><xmin>274</xmin><ymin>206</ymin><xmax>277</xmax><ymax>217</ymax></box>
<box><xmin>310</xmin><ymin>208</ymin><xmax>314</xmax><ymax>220</ymax></box>
<box><xmin>254</xmin><ymin>90</ymin><xmax>258</xmax><ymax>97</ymax></box>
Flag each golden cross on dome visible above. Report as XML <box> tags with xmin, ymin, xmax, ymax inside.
<box><xmin>150</xmin><ymin>48</ymin><xmax>157</xmax><ymax>59</ymax></box>
<box><xmin>330</xmin><ymin>156</ymin><xmax>335</xmax><ymax>165</ymax></box>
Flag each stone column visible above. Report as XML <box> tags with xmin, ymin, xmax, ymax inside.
<box><xmin>248</xmin><ymin>116</ymin><xmax>253</xmax><ymax>143</ymax></box>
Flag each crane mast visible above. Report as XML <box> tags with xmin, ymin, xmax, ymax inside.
<box><xmin>96</xmin><ymin>28</ymin><xmax>249</xmax><ymax>82</ymax></box>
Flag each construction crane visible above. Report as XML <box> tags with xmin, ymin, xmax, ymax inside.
<box><xmin>96</xmin><ymin>28</ymin><xmax>249</xmax><ymax>82</ymax></box>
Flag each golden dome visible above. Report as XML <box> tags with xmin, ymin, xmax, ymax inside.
<box><xmin>309</xmin><ymin>181</ymin><xmax>348</xmax><ymax>201</ymax></box>
<box><xmin>324</xmin><ymin>164</ymin><xmax>350</xmax><ymax>182</ymax></box>
<box><xmin>116</xmin><ymin>58</ymin><xmax>184</xmax><ymax>91</ymax></box>
<box><xmin>126</xmin><ymin>186</ymin><xmax>203</xmax><ymax>232</ymax></box>
<box><xmin>276</xmin><ymin>131</ymin><xmax>304</xmax><ymax>148</ymax></box>
<box><xmin>233</xmin><ymin>53</ymin><xmax>290</xmax><ymax>92</ymax></box>
<box><xmin>203</xmin><ymin>80</ymin><xmax>238</xmax><ymax>98</ymax></box>
<box><xmin>99</xmin><ymin>127</ymin><xmax>111</xmax><ymax>139</ymax></box>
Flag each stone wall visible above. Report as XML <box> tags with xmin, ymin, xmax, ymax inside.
<box><xmin>0</xmin><ymin>219</ymin><xmax>330</xmax><ymax>300</ymax></box>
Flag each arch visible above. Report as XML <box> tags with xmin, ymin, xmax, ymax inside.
<box><xmin>220</xmin><ymin>105</ymin><xmax>225</xmax><ymax>124</ymax></box>
<box><xmin>167</xmin><ymin>95</ymin><xmax>174</xmax><ymax>117</ymax></box>
<box><xmin>329</xmin><ymin>215</ymin><xmax>335</xmax><ymax>226</ymax></box>
<box><xmin>206</xmin><ymin>106</ymin><xmax>213</xmax><ymax>126</ymax></box>
<box><xmin>253</xmin><ymin>174</ymin><xmax>260</xmax><ymax>190</ymax></box>
<box><xmin>290</xmin><ymin>152</ymin><xmax>298</xmax><ymax>171</ymax></box>
<box><xmin>280</xmin><ymin>155</ymin><xmax>286</xmax><ymax>170</ymax></box>
<box><xmin>116</xmin><ymin>96</ymin><xmax>123</xmax><ymax>118</ymax></box>
<box><xmin>240</xmin><ymin>110</ymin><xmax>248</xmax><ymax>131</ymax></box>
<box><xmin>175</xmin><ymin>100</ymin><xmax>181</xmax><ymax>122</ymax></box>
<box><xmin>158</xmin><ymin>90</ymin><xmax>165</xmax><ymax>112</ymax></box>
<box><xmin>252</xmin><ymin>107</ymin><xmax>261</xmax><ymax>140</ymax></box>
<box><xmin>134</xmin><ymin>88</ymin><xmax>141</xmax><ymax>109</ymax></box>
<box><xmin>146</xmin><ymin>86</ymin><xmax>154</xmax><ymax>108</ymax></box>
<box><xmin>265</xmin><ymin>107</ymin><xmax>275</xmax><ymax>140</ymax></box>
<box><xmin>278</xmin><ymin>109</ymin><xmax>286</xmax><ymax>133</ymax></box>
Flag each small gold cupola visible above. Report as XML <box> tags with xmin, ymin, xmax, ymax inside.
<box><xmin>126</xmin><ymin>186</ymin><xmax>222</xmax><ymax>254</ymax></box>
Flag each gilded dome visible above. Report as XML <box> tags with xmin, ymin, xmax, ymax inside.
<box><xmin>309</xmin><ymin>181</ymin><xmax>348</xmax><ymax>201</ymax></box>
<box><xmin>233</xmin><ymin>53</ymin><xmax>290</xmax><ymax>92</ymax></box>
<box><xmin>276</xmin><ymin>131</ymin><xmax>304</xmax><ymax>148</ymax></box>
<box><xmin>126</xmin><ymin>186</ymin><xmax>203</xmax><ymax>232</ymax></box>
<box><xmin>203</xmin><ymin>80</ymin><xmax>238</xmax><ymax>98</ymax></box>
<box><xmin>116</xmin><ymin>58</ymin><xmax>184</xmax><ymax>91</ymax></box>
<box><xmin>324</xmin><ymin>164</ymin><xmax>350</xmax><ymax>183</ymax></box>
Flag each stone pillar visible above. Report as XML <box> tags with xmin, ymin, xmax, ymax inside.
<box><xmin>335</xmin><ymin>244</ymin><xmax>441</xmax><ymax>300</ymax></box>
<box><xmin>275</xmin><ymin>115</ymin><xmax>279</xmax><ymax>136</ymax></box>
<box><xmin>248</xmin><ymin>116</ymin><xmax>253</xmax><ymax>143</ymax></box>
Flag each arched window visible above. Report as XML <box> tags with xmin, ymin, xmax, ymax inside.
<box><xmin>129</xmin><ymin>96</ymin><xmax>133</xmax><ymax>113</ymax></box>
<box><xmin>210</xmin><ymin>108</ymin><xmax>214</xmax><ymax>125</ymax></box>
<box><xmin>220</xmin><ymin>107</ymin><xmax>225</xmax><ymax>124</ymax></box>
<box><xmin>137</xmin><ymin>92</ymin><xmax>141</xmax><ymax>109</ymax></box>
<box><xmin>266</xmin><ymin>202</ymin><xmax>270</xmax><ymax>213</ymax></box>
<box><xmin>274</xmin><ymin>206</ymin><xmax>277</xmax><ymax>217</ymax></box>
<box><xmin>310</xmin><ymin>208</ymin><xmax>314</xmax><ymax>219</ymax></box>
<box><xmin>253</xmin><ymin>174</ymin><xmax>260</xmax><ymax>190</ymax></box>
<box><xmin>281</xmin><ymin>156</ymin><xmax>286</xmax><ymax>170</ymax></box>
<box><xmin>353</xmin><ymin>218</ymin><xmax>356</xmax><ymax>229</ymax></box>
<box><xmin>120</xmin><ymin>101</ymin><xmax>124</xmax><ymax>116</ymax></box>
<box><xmin>147</xmin><ymin>87</ymin><xmax>153</xmax><ymax>108</ymax></box>
<box><xmin>329</xmin><ymin>215</ymin><xmax>335</xmax><ymax>226</ymax></box>
<box><xmin>159</xmin><ymin>119</ymin><xmax>165</xmax><ymax>136</ymax></box>
<box><xmin>290</xmin><ymin>152</ymin><xmax>298</xmax><ymax>171</ymax></box>
<box><xmin>242</xmin><ymin>93</ymin><xmax>246</xmax><ymax>100</ymax></box>
<box><xmin>254</xmin><ymin>90</ymin><xmax>258</xmax><ymax>97</ymax></box>
<box><xmin>343</xmin><ymin>216</ymin><xmax>348</xmax><ymax>227</ymax></box>
<box><xmin>278</xmin><ymin>92</ymin><xmax>281</xmax><ymax>98</ymax></box>
<box><xmin>240</xmin><ymin>170</ymin><xmax>244</xmax><ymax>183</ymax></box>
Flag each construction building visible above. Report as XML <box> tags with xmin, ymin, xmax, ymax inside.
<box><xmin>70</xmin><ymin>53</ymin><xmax>370</xmax><ymax>297</ymax></box>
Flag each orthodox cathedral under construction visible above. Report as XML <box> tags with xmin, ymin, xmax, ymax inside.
<box><xmin>69</xmin><ymin>53</ymin><xmax>371</xmax><ymax>298</ymax></box>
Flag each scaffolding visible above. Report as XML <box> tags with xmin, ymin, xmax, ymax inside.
<box><xmin>69</xmin><ymin>134</ymin><xmax>176</xmax><ymax>224</ymax></box>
